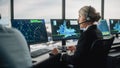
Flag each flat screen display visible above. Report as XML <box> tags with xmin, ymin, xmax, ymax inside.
<box><xmin>11</xmin><ymin>19</ymin><xmax>48</xmax><ymax>45</ymax></box>
<box><xmin>50</xmin><ymin>19</ymin><xmax>81</xmax><ymax>41</ymax></box>
<box><xmin>97</xmin><ymin>19</ymin><xmax>110</xmax><ymax>36</ymax></box>
<box><xmin>109</xmin><ymin>19</ymin><xmax>120</xmax><ymax>34</ymax></box>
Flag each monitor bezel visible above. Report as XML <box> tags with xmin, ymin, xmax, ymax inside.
<box><xmin>97</xmin><ymin>19</ymin><xmax>110</xmax><ymax>36</ymax></box>
<box><xmin>109</xmin><ymin>19</ymin><xmax>120</xmax><ymax>35</ymax></box>
<box><xmin>11</xmin><ymin>19</ymin><xmax>48</xmax><ymax>45</ymax></box>
<box><xmin>50</xmin><ymin>19</ymin><xmax>80</xmax><ymax>41</ymax></box>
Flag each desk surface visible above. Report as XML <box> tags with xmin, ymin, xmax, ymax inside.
<box><xmin>30</xmin><ymin>40</ymin><xmax>77</xmax><ymax>65</ymax></box>
<box><xmin>31</xmin><ymin>38</ymin><xmax>120</xmax><ymax>65</ymax></box>
<box><xmin>113</xmin><ymin>38</ymin><xmax>120</xmax><ymax>45</ymax></box>
<box><xmin>32</xmin><ymin>53</ymin><xmax>50</xmax><ymax>65</ymax></box>
<box><xmin>109</xmin><ymin>38</ymin><xmax>120</xmax><ymax>57</ymax></box>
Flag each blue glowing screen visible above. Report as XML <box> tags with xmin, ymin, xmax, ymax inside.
<box><xmin>97</xmin><ymin>19</ymin><xmax>110</xmax><ymax>36</ymax></box>
<box><xmin>11</xmin><ymin>19</ymin><xmax>48</xmax><ymax>45</ymax></box>
<box><xmin>109</xmin><ymin>19</ymin><xmax>120</xmax><ymax>34</ymax></box>
<box><xmin>51</xmin><ymin>19</ymin><xmax>81</xmax><ymax>41</ymax></box>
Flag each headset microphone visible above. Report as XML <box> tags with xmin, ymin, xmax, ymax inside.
<box><xmin>78</xmin><ymin>20</ymin><xmax>87</xmax><ymax>25</ymax></box>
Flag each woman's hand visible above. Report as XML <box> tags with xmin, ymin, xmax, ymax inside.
<box><xmin>67</xmin><ymin>45</ymin><xmax>76</xmax><ymax>52</ymax></box>
<box><xmin>51</xmin><ymin>48</ymin><xmax>59</xmax><ymax>55</ymax></box>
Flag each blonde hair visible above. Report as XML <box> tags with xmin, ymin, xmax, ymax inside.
<box><xmin>79</xmin><ymin>6</ymin><xmax>101</xmax><ymax>22</ymax></box>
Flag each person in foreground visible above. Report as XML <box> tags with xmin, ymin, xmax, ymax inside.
<box><xmin>0</xmin><ymin>14</ymin><xmax>32</xmax><ymax>68</ymax></box>
<box><xmin>51</xmin><ymin>6</ymin><xmax>103</xmax><ymax>68</ymax></box>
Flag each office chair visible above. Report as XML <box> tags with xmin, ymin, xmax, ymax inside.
<box><xmin>0</xmin><ymin>26</ymin><xmax>33</xmax><ymax>68</ymax></box>
<box><xmin>66</xmin><ymin>36</ymin><xmax>114</xmax><ymax>68</ymax></box>
<box><xmin>88</xmin><ymin>36</ymin><xmax>115</xmax><ymax>68</ymax></box>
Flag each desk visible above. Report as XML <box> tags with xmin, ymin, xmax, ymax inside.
<box><xmin>31</xmin><ymin>40</ymin><xmax>77</xmax><ymax>67</ymax></box>
<box><xmin>31</xmin><ymin>38</ymin><xmax>120</xmax><ymax>67</ymax></box>
<box><xmin>109</xmin><ymin>38</ymin><xmax>120</xmax><ymax>58</ymax></box>
<box><xmin>112</xmin><ymin>38</ymin><xmax>120</xmax><ymax>45</ymax></box>
<box><xmin>32</xmin><ymin>53</ymin><xmax>50</xmax><ymax>65</ymax></box>
<box><xmin>32</xmin><ymin>53</ymin><xmax>61</xmax><ymax>68</ymax></box>
<box><xmin>111</xmin><ymin>38</ymin><xmax>120</xmax><ymax>50</ymax></box>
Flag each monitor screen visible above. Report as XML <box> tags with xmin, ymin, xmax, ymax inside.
<box><xmin>109</xmin><ymin>19</ymin><xmax>120</xmax><ymax>34</ymax></box>
<box><xmin>97</xmin><ymin>19</ymin><xmax>110</xmax><ymax>36</ymax></box>
<box><xmin>50</xmin><ymin>19</ymin><xmax>81</xmax><ymax>41</ymax></box>
<box><xmin>11</xmin><ymin>19</ymin><xmax>48</xmax><ymax>45</ymax></box>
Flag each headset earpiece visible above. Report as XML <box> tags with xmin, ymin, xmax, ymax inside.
<box><xmin>86</xmin><ymin>6</ymin><xmax>91</xmax><ymax>22</ymax></box>
<box><xmin>86</xmin><ymin>17</ymin><xmax>90</xmax><ymax>21</ymax></box>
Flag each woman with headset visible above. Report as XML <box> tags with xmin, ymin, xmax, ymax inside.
<box><xmin>51</xmin><ymin>6</ymin><xmax>103</xmax><ymax>68</ymax></box>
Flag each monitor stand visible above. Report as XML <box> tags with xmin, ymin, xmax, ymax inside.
<box><xmin>62</xmin><ymin>39</ymin><xmax>67</xmax><ymax>52</ymax></box>
<box><xmin>115</xmin><ymin>34</ymin><xmax>120</xmax><ymax>39</ymax></box>
<box><xmin>27</xmin><ymin>43</ymin><xmax>31</xmax><ymax>52</ymax></box>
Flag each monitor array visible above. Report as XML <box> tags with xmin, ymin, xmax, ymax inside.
<box><xmin>11</xmin><ymin>19</ymin><xmax>120</xmax><ymax>45</ymax></box>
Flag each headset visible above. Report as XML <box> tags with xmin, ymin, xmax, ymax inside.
<box><xmin>85</xmin><ymin>6</ymin><xmax>91</xmax><ymax>22</ymax></box>
<box><xmin>79</xmin><ymin>6</ymin><xmax>91</xmax><ymax>24</ymax></box>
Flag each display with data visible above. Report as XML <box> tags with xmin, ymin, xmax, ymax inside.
<box><xmin>50</xmin><ymin>19</ymin><xmax>80</xmax><ymax>41</ymax></box>
<box><xmin>11</xmin><ymin>19</ymin><xmax>48</xmax><ymax>45</ymax></box>
<box><xmin>109</xmin><ymin>19</ymin><xmax>120</xmax><ymax>34</ymax></box>
<box><xmin>97</xmin><ymin>19</ymin><xmax>110</xmax><ymax>36</ymax></box>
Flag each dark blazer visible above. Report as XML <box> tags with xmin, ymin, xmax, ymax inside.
<box><xmin>62</xmin><ymin>25</ymin><xmax>103</xmax><ymax>68</ymax></box>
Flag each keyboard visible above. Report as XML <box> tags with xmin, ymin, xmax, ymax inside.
<box><xmin>31</xmin><ymin>48</ymin><xmax>51</xmax><ymax>58</ymax></box>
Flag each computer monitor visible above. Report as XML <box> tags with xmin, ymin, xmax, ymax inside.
<box><xmin>50</xmin><ymin>19</ymin><xmax>81</xmax><ymax>41</ymax></box>
<box><xmin>109</xmin><ymin>19</ymin><xmax>120</xmax><ymax>34</ymax></box>
<box><xmin>97</xmin><ymin>19</ymin><xmax>110</xmax><ymax>36</ymax></box>
<box><xmin>11</xmin><ymin>19</ymin><xmax>48</xmax><ymax>45</ymax></box>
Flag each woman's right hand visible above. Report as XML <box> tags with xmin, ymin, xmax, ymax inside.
<box><xmin>51</xmin><ymin>48</ymin><xmax>59</xmax><ymax>55</ymax></box>
<box><xmin>67</xmin><ymin>45</ymin><xmax>76</xmax><ymax>52</ymax></box>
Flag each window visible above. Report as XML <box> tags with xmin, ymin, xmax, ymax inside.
<box><xmin>0</xmin><ymin>0</ymin><xmax>10</xmax><ymax>26</ymax></box>
<box><xmin>66</xmin><ymin>0</ymin><xmax>101</xmax><ymax>19</ymax></box>
<box><xmin>14</xmin><ymin>0</ymin><xmax>62</xmax><ymax>23</ymax></box>
<box><xmin>104</xmin><ymin>0</ymin><xmax>120</xmax><ymax>19</ymax></box>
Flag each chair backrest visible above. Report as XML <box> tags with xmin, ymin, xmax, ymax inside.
<box><xmin>90</xmin><ymin>36</ymin><xmax>114</xmax><ymax>57</ymax></box>
<box><xmin>88</xmin><ymin>36</ymin><xmax>114</xmax><ymax>68</ymax></box>
<box><xmin>0</xmin><ymin>26</ymin><xmax>32</xmax><ymax>68</ymax></box>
